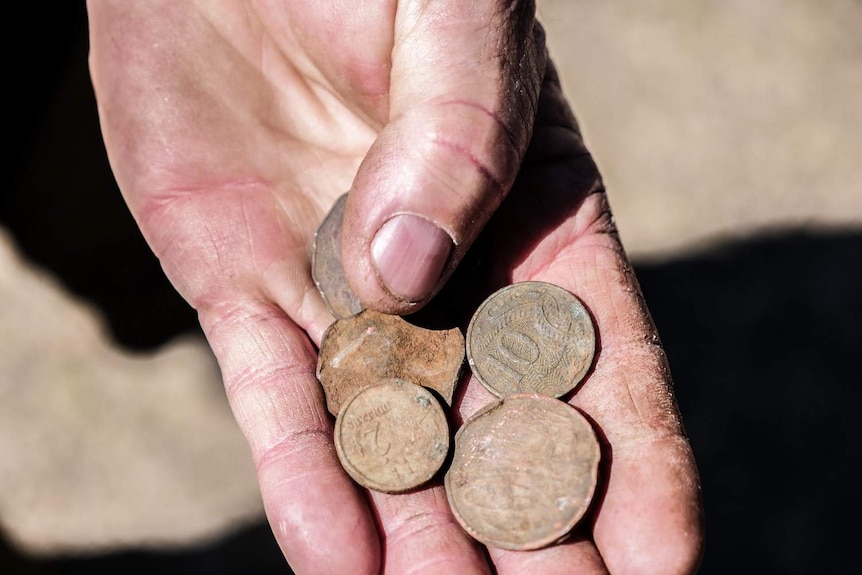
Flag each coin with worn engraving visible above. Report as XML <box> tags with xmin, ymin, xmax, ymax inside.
<box><xmin>466</xmin><ymin>281</ymin><xmax>595</xmax><ymax>398</ymax></box>
<box><xmin>334</xmin><ymin>378</ymin><xmax>451</xmax><ymax>493</ymax></box>
<box><xmin>445</xmin><ymin>394</ymin><xmax>600</xmax><ymax>550</ymax></box>
<box><xmin>312</xmin><ymin>193</ymin><xmax>364</xmax><ymax>319</ymax></box>
<box><xmin>317</xmin><ymin>309</ymin><xmax>465</xmax><ymax>416</ymax></box>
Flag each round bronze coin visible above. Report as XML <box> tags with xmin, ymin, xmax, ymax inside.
<box><xmin>466</xmin><ymin>281</ymin><xmax>595</xmax><ymax>398</ymax></box>
<box><xmin>334</xmin><ymin>379</ymin><xmax>450</xmax><ymax>493</ymax></box>
<box><xmin>445</xmin><ymin>394</ymin><xmax>601</xmax><ymax>551</ymax></box>
<box><xmin>312</xmin><ymin>193</ymin><xmax>364</xmax><ymax>319</ymax></box>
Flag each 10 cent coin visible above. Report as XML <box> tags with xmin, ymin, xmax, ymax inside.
<box><xmin>466</xmin><ymin>281</ymin><xmax>595</xmax><ymax>398</ymax></box>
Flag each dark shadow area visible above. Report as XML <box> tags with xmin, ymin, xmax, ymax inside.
<box><xmin>0</xmin><ymin>523</ymin><xmax>289</xmax><ymax>575</ymax></box>
<box><xmin>3</xmin><ymin>4</ymin><xmax>861</xmax><ymax>574</ymax></box>
<box><xmin>2</xmin><ymin>2</ymin><xmax>200</xmax><ymax>351</ymax></box>
<box><xmin>637</xmin><ymin>228</ymin><xmax>862</xmax><ymax>574</ymax></box>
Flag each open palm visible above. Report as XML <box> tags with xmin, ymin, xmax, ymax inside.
<box><xmin>88</xmin><ymin>1</ymin><xmax>703</xmax><ymax>574</ymax></box>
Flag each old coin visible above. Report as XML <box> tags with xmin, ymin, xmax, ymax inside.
<box><xmin>466</xmin><ymin>281</ymin><xmax>595</xmax><ymax>398</ymax></box>
<box><xmin>317</xmin><ymin>309</ymin><xmax>465</xmax><ymax>416</ymax></box>
<box><xmin>445</xmin><ymin>394</ymin><xmax>601</xmax><ymax>550</ymax></box>
<box><xmin>312</xmin><ymin>193</ymin><xmax>364</xmax><ymax>319</ymax></box>
<box><xmin>334</xmin><ymin>378</ymin><xmax>451</xmax><ymax>493</ymax></box>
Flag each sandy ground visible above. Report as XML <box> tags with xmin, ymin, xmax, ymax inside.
<box><xmin>2</xmin><ymin>2</ymin><xmax>860</xmax><ymax>574</ymax></box>
<box><xmin>540</xmin><ymin>0</ymin><xmax>862</xmax><ymax>256</ymax></box>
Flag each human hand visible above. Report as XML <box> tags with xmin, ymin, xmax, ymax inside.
<box><xmin>86</xmin><ymin>1</ymin><xmax>703</xmax><ymax>573</ymax></box>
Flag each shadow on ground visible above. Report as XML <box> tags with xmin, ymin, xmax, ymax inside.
<box><xmin>4</xmin><ymin>3</ymin><xmax>860</xmax><ymax>573</ymax></box>
<box><xmin>0</xmin><ymin>524</ymin><xmax>286</xmax><ymax>575</ymax></box>
<box><xmin>639</xmin><ymin>228</ymin><xmax>862</xmax><ymax>573</ymax></box>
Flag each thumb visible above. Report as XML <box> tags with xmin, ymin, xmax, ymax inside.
<box><xmin>341</xmin><ymin>0</ymin><xmax>546</xmax><ymax>313</ymax></box>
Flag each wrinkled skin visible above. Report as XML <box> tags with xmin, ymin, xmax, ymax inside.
<box><xmin>87</xmin><ymin>1</ymin><xmax>704</xmax><ymax>574</ymax></box>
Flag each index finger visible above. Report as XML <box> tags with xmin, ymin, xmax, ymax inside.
<box><xmin>201</xmin><ymin>297</ymin><xmax>381</xmax><ymax>575</ymax></box>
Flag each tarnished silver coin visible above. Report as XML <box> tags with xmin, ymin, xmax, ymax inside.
<box><xmin>466</xmin><ymin>281</ymin><xmax>595</xmax><ymax>398</ymax></box>
<box><xmin>445</xmin><ymin>394</ymin><xmax>601</xmax><ymax>550</ymax></box>
<box><xmin>312</xmin><ymin>193</ymin><xmax>364</xmax><ymax>319</ymax></box>
<box><xmin>317</xmin><ymin>309</ymin><xmax>465</xmax><ymax>416</ymax></box>
<box><xmin>335</xmin><ymin>379</ymin><xmax>451</xmax><ymax>493</ymax></box>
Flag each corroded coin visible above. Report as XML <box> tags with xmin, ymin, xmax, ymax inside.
<box><xmin>317</xmin><ymin>309</ymin><xmax>465</xmax><ymax>416</ymax></box>
<box><xmin>466</xmin><ymin>281</ymin><xmax>595</xmax><ymax>398</ymax></box>
<box><xmin>334</xmin><ymin>379</ymin><xmax>451</xmax><ymax>493</ymax></box>
<box><xmin>445</xmin><ymin>394</ymin><xmax>601</xmax><ymax>550</ymax></box>
<box><xmin>312</xmin><ymin>193</ymin><xmax>364</xmax><ymax>319</ymax></box>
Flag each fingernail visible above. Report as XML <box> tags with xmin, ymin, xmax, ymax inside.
<box><xmin>371</xmin><ymin>214</ymin><xmax>453</xmax><ymax>303</ymax></box>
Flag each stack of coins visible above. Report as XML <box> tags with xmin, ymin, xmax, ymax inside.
<box><xmin>313</xmin><ymin>194</ymin><xmax>463</xmax><ymax>493</ymax></box>
<box><xmin>316</xmin><ymin>308</ymin><xmax>465</xmax><ymax>493</ymax></box>
<box><xmin>311</xmin><ymin>195</ymin><xmax>601</xmax><ymax>546</ymax></box>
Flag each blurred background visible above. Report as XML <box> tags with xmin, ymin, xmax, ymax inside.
<box><xmin>2</xmin><ymin>1</ymin><xmax>860</xmax><ymax>573</ymax></box>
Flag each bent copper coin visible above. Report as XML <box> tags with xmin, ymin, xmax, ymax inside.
<box><xmin>317</xmin><ymin>309</ymin><xmax>465</xmax><ymax>416</ymax></box>
<box><xmin>335</xmin><ymin>379</ymin><xmax>451</xmax><ymax>493</ymax></box>
<box><xmin>312</xmin><ymin>193</ymin><xmax>364</xmax><ymax>319</ymax></box>
<box><xmin>445</xmin><ymin>394</ymin><xmax>601</xmax><ymax>551</ymax></box>
<box><xmin>466</xmin><ymin>281</ymin><xmax>595</xmax><ymax>398</ymax></box>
